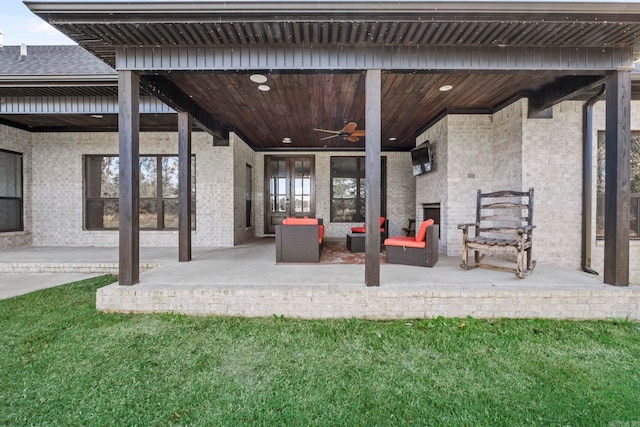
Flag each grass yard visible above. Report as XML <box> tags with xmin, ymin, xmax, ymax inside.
<box><xmin>1</xmin><ymin>275</ymin><xmax>639</xmax><ymax>426</ymax></box>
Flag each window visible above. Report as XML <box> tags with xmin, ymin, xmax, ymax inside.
<box><xmin>84</xmin><ymin>155</ymin><xmax>196</xmax><ymax>230</ymax></box>
<box><xmin>0</xmin><ymin>150</ymin><xmax>23</xmax><ymax>232</ymax></box>
<box><xmin>330</xmin><ymin>156</ymin><xmax>386</xmax><ymax>222</ymax></box>
<box><xmin>596</xmin><ymin>131</ymin><xmax>640</xmax><ymax>238</ymax></box>
<box><xmin>246</xmin><ymin>164</ymin><xmax>253</xmax><ymax>227</ymax></box>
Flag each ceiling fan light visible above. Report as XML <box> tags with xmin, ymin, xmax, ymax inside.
<box><xmin>258</xmin><ymin>84</ymin><xmax>271</xmax><ymax>92</ymax></box>
<box><xmin>250</xmin><ymin>74</ymin><xmax>268</xmax><ymax>83</ymax></box>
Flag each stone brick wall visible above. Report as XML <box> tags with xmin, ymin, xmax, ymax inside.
<box><xmin>415</xmin><ymin>117</ymin><xmax>448</xmax><ymax>252</ymax></box>
<box><xmin>0</xmin><ymin>124</ymin><xmax>33</xmax><ymax>248</ymax></box>
<box><xmin>231</xmin><ymin>133</ymin><xmax>257</xmax><ymax>245</ymax></box>
<box><xmin>522</xmin><ymin>101</ymin><xmax>583</xmax><ymax>270</ymax></box>
<box><xmin>254</xmin><ymin>151</ymin><xmax>415</xmax><ymax>239</ymax></box>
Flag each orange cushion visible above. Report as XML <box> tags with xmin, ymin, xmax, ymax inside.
<box><xmin>351</xmin><ymin>217</ymin><xmax>386</xmax><ymax>233</ymax></box>
<box><xmin>384</xmin><ymin>236</ymin><xmax>426</xmax><ymax>248</ymax></box>
<box><xmin>282</xmin><ymin>217</ymin><xmax>318</xmax><ymax>225</ymax></box>
<box><xmin>319</xmin><ymin>225</ymin><xmax>325</xmax><ymax>244</ymax></box>
<box><xmin>416</xmin><ymin>219</ymin><xmax>435</xmax><ymax>242</ymax></box>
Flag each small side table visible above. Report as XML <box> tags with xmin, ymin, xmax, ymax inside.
<box><xmin>346</xmin><ymin>233</ymin><xmax>365</xmax><ymax>253</ymax></box>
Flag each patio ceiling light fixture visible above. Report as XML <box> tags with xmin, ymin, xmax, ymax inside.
<box><xmin>282</xmin><ymin>137</ymin><xmax>292</xmax><ymax>144</ymax></box>
<box><xmin>258</xmin><ymin>84</ymin><xmax>271</xmax><ymax>92</ymax></box>
<box><xmin>90</xmin><ymin>114</ymin><xmax>103</xmax><ymax>119</ymax></box>
<box><xmin>439</xmin><ymin>85</ymin><xmax>453</xmax><ymax>92</ymax></box>
<box><xmin>250</xmin><ymin>73</ymin><xmax>267</xmax><ymax>83</ymax></box>
<box><xmin>388</xmin><ymin>137</ymin><xmax>397</xmax><ymax>141</ymax></box>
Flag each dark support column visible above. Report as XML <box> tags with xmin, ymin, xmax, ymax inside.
<box><xmin>365</xmin><ymin>69</ymin><xmax>382</xmax><ymax>287</ymax></box>
<box><xmin>604</xmin><ymin>71</ymin><xmax>631</xmax><ymax>286</ymax></box>
<box><xmin>118</xmin><ymin>70</ymin><xmax>140</xmax><ymax>286</ymax></box>
<box><xmin>178</xmin><ymin>111</ymin><xmax>192</xmax><ymax>262</ymax></box>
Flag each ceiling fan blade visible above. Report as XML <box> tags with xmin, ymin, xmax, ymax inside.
<box><xmin>346</xmin><ymin>135</ymin><xmax>360</xmax><ymax>143</ymax></box>
<box><xmin>351</xmin><ymin>130</ymin><xmax>366</xmax><ymax>137</ymax></box>
<box><xmin>320</xmin><ymin>134</ymin><xmax>341</xmax><ymax>140</ymax></box>
<box><xmin>342</xmin><ymin>122</ymin><xmax>358</xmax><ymax>134</ymax></box>
<box><xmin>313</xmin><ymin>128</ymin><xmax>341</xmax><ymax>134</ymax></box>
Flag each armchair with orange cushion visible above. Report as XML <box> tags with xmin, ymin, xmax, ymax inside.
<box><xmin>350</xmin><ymin>216</ymin><xmax>389</xmax><ymax>240</ymax></box>
<box><xmin>384</xmin><ymin>219</ymin><xmax>438</xmax><ymax>267</ymax></box>
<box><xmin>275</xmin><ymin>217</ymin><xmax>325</xmax><ymax>262</ymax></box>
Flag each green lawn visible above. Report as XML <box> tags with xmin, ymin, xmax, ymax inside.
<box><xmin>1</xmin><ymin>275</ymin><xmax>639</xmax><ymax>426</ymax></box>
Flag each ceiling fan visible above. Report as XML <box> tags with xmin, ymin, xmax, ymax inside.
<box><xmin>313</xmin><ymin>121</ymin><xmax>366</xmax><ymax>142</ymax></box>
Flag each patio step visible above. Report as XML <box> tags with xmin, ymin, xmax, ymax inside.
<box><xmin>0</xmin><ymin>261</ymin><xmax>160</xmax><ymax>274</ymax></box>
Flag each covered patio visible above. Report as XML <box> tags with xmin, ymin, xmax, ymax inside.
<box><xmin>1</xmin><ymin>240</ymin><xmax>638</xmax><ymax>319</ymax></box>
<box><xmin>7</xmin><ymin>0</ymin><xmax>640</xmax><ymax>319</ymax></box>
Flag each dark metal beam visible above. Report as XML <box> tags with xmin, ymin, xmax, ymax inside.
<box><xmin>0</xmin><ymin>96</ymin><xmax>173</xmax><ymax>114</ymax></box>
<box><xmin>140</xmin><ymin>75</ymin><xmax>230</xmax><ymax>141</ymax></box>
<box><xmin>178</xmin><ymin>111</ymin><xmax>192</xmax><ymax>262</ymax></box>
<box><xmin>365</xmin><ymin>69</ymin><xmax>381</xmax><ymax>287</ymax></box>
<box><xmin>118</xmin><ymin>70</ymin><xmax>140</xmax><ymax>286</ymax></box>
<box><xmin>528</xmin><ymin>75</ymin><xmax>605</xmax><ymax>115</ymax></box>
<box><xmin>117</xmin><ymin>45</ymin><xmax>634</xmax><ymax>73</ymax></box>
<box><xmin>604</xmin><ymin>70</ymin><xmax>631</xmax><ymax>286</ymax></box>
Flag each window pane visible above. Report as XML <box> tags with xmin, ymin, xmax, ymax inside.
<box><xmin>0</xmin><ymin>151</ymin><xmax>22</xmax><ymax>198</ymax></box>
<box><xmin>596</xmin><ymin>131</ymin><xmax>640</xmax><ymax>238</ymax></box>
<box><xmin>139</xmin><ymin>199</ymin><xmax>158</xmax><ymax>228</ymax></box>
<box><xmin>140</xmin><ymin>156</ymin><xmax>157</xmax><ymax>198</ymax></box>
<box><xmin>333</xmin><ymin>178</ymin><xmax>357</xmax><ymax>198</ymax></box>
<box><xmin>332</xmin><ymin>199</ymin><xmax>356</xmax><ymax>222</ymax></box>
<box><xmin>163</xmin><ymin>199</ymin><xmax>179</xmax><ymax>229</ymax></box>
<box><xmin>0</xmin><ymin>199</ymin><xmax>22</xmax><ymax>231</ymax></box>
<box><xmin>0</xmin><ymin>150</ymin><xmax>23</xmax><ymax>232</ymax></box>
<box><xmin>85</xmin><ymin>199</ymin><xmax>119</xmax><ymax>229</ymax></box>
<box><xmin>162</xmin><ymin>156</ymin><xmax>179</xmax><ymax>198</ymax></box>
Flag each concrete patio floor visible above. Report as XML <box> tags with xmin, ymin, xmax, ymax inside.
<box><xmin>1</xmin><ymin>238</ymin><xmax>639</xmax><ymax>320</ymax></box>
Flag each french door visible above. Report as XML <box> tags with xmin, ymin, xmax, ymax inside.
<box><xmin>264</xmin><ymin>156</ymin><xmax>315</xmax><ymax>234</ymax></box>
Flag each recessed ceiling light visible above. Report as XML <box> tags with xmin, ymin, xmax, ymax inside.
<box><xmin>250</xmin><ymin>74</ymin><xmax>268</xmax><ymax>84</ymax></box>
<box><xmin>258</xmin><ymin>85</ymin><xmax>271</xmax><ymax>92</ymax></box>
<box><xmin>282</xmin><ymin>137</ymin><xmax>292</xmax><ymax>144</ymax></box>
<box><xmin>90</xmin><ymin>114</ymin><xmax>103</xmax><ymax>119</ymax></box>
<box><xmin>439</xmin><ymin>85</ymin><xmax>453</xmax><ymax>92</ymax></box>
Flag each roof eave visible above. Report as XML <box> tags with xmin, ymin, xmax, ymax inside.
<box><xmin>25</xmin><ymin>0</ymin><xmax>640</xmax><ymax>23</ymax></box>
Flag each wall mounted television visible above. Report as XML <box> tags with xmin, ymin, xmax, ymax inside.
<box><xmin>411</xmin><ymin>141</ymin><xmax>433</xmax><ymax>176</ymax></box>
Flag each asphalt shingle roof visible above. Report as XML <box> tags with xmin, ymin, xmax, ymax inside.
<box><xmin>0</xmin><ymin>45</ymin><xmax>115</xmax><ymax>76</ymax></box>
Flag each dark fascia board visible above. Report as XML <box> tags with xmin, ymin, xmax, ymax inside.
<box><xmin>0</xmin><ymin>74</ymin><xmax>117</xmax><ymax>87</ymax></box>
<box><xmin>25</xmin><ymin>1</ymin><xmax>640</xmax><ymax>23</ymax></box>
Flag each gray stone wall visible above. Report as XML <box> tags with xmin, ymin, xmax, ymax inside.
<box><xmin>0</xmin><ymin>124</ymin><xmax>33</xmax><ymax>248</ymax></box>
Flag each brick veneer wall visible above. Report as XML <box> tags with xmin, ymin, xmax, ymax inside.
<box><xmin>254</xmin><ymin>151</ymin><xmax>415</xmax><ymax>239</ymax></box>
<box><xmin>27</xmin><ymin>131</ymin><xmax>241</xmax><ymax>247</ymax></box>
<box><xmin>0</xmin><ymin>124</ymin><xmax>33</xmax><ymax>248</ymax></box>
<box><xmin>415</xmin><ymin>98</ymin><xmax>639</xmax><ymax>284</ymax></box>
<box><xmin>232</xmin><ymin>132</ymin><xmax>257</xmax><ymax>245</ymax></box>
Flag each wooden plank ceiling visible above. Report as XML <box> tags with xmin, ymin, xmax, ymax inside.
<box><xmin>169</xmin><ymin>71</ymin><xmax>562</xmax><ymax>150</ymax></box>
